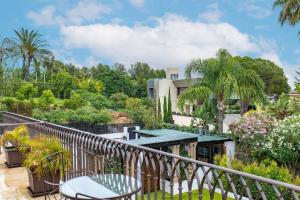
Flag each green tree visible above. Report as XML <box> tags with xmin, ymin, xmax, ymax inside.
<box><xmin>163</xmin><ymin>96</ymin><xmax>168</xmax><ymax>123</ymax></box>
<box><xmin>125</xmin><ymin>97</ymin><xmax>161</xmax><ymax>129</ymax></box>
<box><xmin>77</xmin><ymin>79</ymin><xmax>104</xmax><ymax>93</ymax></box>
<box><xmin>274</xmin><ymin>0</ymin><xmax>300</xmax><ymax>35</ymax></box>
<box><xmin>167</xmin><ymin>88</ymin><xmax>173</xmax><ymax>123</ymax></box>
<box><xmin>235</xmin><ymin>56</ymin><xmax>290</xmax><ymax>96</ymax></box>
<box><xmin>178</xmin><ymin>49</ymin><xmax>266</xmax><ymax>133</ymax></box>
<box><xmin>0</xmin><ymin>37</ymin><xmax>15</xmax><ymax>81</ymax></box>
<box><xmin>13</xmin><ymin>28</ymin><xmax>52</xmax><ymax>81</ymax></box>
<box><xmin>93</xmin><ymin>65</ymin><xmax>134</xmax><ymax>97</ymax></box>
<box><xmin>157</xmin><ymin>98</ymin><xmax>162</xmax><ymax>121</ymax></box>
<box><xmin>236</xmin><ymin>67</ymin><xmax>267</xmax><ymax>115</ymax></box>
<box><xmin>33</xmin><ymin>58</ymin><xmax>41</xmax><ymax>82</ymax></box>
<box><xmin>129</xmin><ymin>62</ymin><xmax>165</xmax><ymax>97</ymax></box>
<box><xmin>53</xmin><ymin>71</ymin><xmax>76</xmax><ymax>99</ymax></box>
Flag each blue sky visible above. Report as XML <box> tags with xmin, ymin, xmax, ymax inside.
<box><xmin>0</xmin><ymin>0</ymin><xmax>299</xmax><ymax>86</ymax></box>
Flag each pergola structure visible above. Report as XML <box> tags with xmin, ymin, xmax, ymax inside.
<box><xmin>128</xmin><ymin>129</ymin><xmax>233</xmax><ymax>163</ymax></box>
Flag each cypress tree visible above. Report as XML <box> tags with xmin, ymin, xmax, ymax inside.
<box><xmin>167</xmin><ymin>88</ymin><xmax>173</xmax><ymax>123</ymax></box>
<box><xmin>163</xmin><ymin>96</ymin><xmax>168</xmax><ymax>122</ymax></box>
<box><xmin>157</xmin><ymin>97</ymin><xmax>162</xmax><ymax>121</ymax></box>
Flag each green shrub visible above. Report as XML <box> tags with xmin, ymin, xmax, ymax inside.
<box><xmin>125</xmin><ymin>97</ymin><xmax>144</xmax><ymax>110</ymax></box>
<box><xmin>90</xmin><ymin>94</ymin><xmax>113</xmax><ymax>110</ymax></box>
<box><xmin>110</xmin><ymin>92</ymin><xmax>128</xmax><ymax>109</ymax></box>
<box><xmin>38</xmin><ymin>90</ymin><xmax>55</xmax><ymax>110</ymax></box>
<box><xmin>264</xmin><ymin>114</ymin><xmax>300</xmax><ymax>176</ymax></box>
<box><xmin>0</xmin><ymin>102</ymin><xmax>7</xmax><ymax>111</ymax></box>
<box><xmin>33</xmin><ymin>109</ymin><xmax>69</xmax><ymax>124</ymax></box>
<box><xmin>64</xmin><ymin>91</ymin><xmax>86</xmax><ymax>109</ymax></box>
<box><xmin>1</xmin><ymin>97</ymin><xmax>18</xmax><ymax>111</ymax></box>
<box><xmin>0</xmin><ymin>98</ymin><xmax>34</xmax><ymax>116</ymax></box>
<box><xmin>228</xmin><ymin>111</ymin><xmax>275</xmax><ymax>161</ymax></box>
<box><xmin>214</xmin><ymin>155</ymin><xmax>294</xmax><ymax>200</ymax></box>
<box><xmin>23</xmin><ymin>135</ymin><xmax>71</xmax><ymax>178</ymax></box>
<box><xmin>18</xmin><ymin>100</ymin><xmax>34</xmax><ymax>116</ymax></box>
<box><xmin>294</xmin><ymin>177</ymin><xmax>300</xmax><ymax>186</ymax></box>
<box><xmin>69</xmin><ymin>106</ymin><xmax>112</xmax><ymax>124</ymax></box>
<box><xmin>16</xmin><ymin>83</ymin><xmax>37</xmax><ymax>100</ymax></box>
<box><xmin>32</xmin><ymin>108</ymin><xmax>48</xmax><ymax>121</ymax></box>
<box><xmin>77</xmin><ymin>79</ymin><xmax>104</xmax><ymax>93</ymax></box>
<box><xmin>0</xmin><ymin>125</ymin><xmax>30</xmax><ymax>153</ymax></box>
<box><xmin>266</xmin><ymin>93</ymin><xmax>300</xmax><ymax>120</ymax></box>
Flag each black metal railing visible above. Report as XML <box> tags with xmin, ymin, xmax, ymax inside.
<box><xmin>1</xmin><ymin>111</ymin><xmax>300</xmax><ymax>200</ymax></box>
<box><xmin>63</xmin><ymin>122</ymin><xmax>139</xmax><ymax>135</ymax></box>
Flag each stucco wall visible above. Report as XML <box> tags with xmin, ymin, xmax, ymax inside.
<box><xmin>173</xmin><ymin>114</ymin><xmax>241</xmax><ymax>132</ymax></box>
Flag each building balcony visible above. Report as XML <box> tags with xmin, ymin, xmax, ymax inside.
<box><xmin>0</xmin><ymin>111</ymin><xmax>300</xmax><ymax>200</ymax></box>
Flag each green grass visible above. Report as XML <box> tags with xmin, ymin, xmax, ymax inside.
<box><xmin>138</xmin><ymin>189</ymin><xmax>234</xmax><ymax>200</ymax></box>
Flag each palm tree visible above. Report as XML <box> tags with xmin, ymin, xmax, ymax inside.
<box><xmin>13</xmin><ymin>28</ymin><xmax>52</xmax><ymax>81</ymax></box>
<box><xmin>274</xmin><ymin>0</ymin><xmax>300</xmax><ymax>26</ymax></box>
<box><xmin>177</xmin><ymin>49</ymin><xmax>266</xmax><ymax>133</ymax></box>
<box><xmin>0</xmin><ymin>36</ymin><xmax>17</xmax><ymax>79</ymax></box>
<box><xmin>235</xmin><ymin>67</ymin><xmax>267</xmax><ymax>115</ymax></box>
<box><xmin>33</xmin><ymin>58</ymin><xmax>41</xmax><ymax>82</ymax></box>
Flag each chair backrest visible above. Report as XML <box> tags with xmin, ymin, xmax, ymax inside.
<box><xmin>39</xmin><ymin>151</ymin><xmax>68</xmax><ymax>182</ymax></box>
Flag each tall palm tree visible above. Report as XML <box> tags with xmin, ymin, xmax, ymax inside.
<box><xmin>33</xmin><ymin>58</ymin><xmax>41</xmax><ymax>82</ymax></box>
<box><xmin>0</xmin><ymin>36</ymin><xmax>16</xmax><ymax>79</ymax></box>
<box><xmin>235</xmin><ymin>67</ymin><xmax>267</xmax><ymax>115</ymax></box>
<box><xmin>274</xmin><ymin>0</ymin><xmax>300</xmax><ymax>26</ymax></box>
<box><xmin>13</xmin><ymin>28</ymin><xmax>52</xmax><ymax>81</ymax></box>
<box><xmin>177</xmin><ymin>49</ymin><xmax>266</xmax><ymax>133</ymax></box>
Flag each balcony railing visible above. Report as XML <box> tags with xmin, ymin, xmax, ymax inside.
<box><xmin>2</xmin><ymin>111</ymin><xmax>300</xmax><ymax>200</ymax></box>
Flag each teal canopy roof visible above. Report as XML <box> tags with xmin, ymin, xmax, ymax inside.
<box><xmin>126</xmin><ymin>129</ymin><xmax>231</xmax><ymax>148</ymax></box>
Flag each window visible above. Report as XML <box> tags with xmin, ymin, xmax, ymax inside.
<box><xmin>149</xmin><ymin>88</ymin><xmax>154</xmax><ymax>99</ymax></box>
<box><xmin>170</xmin><ymin>74</ymin><xmax>178</xmax><ymax>80</ymax></box>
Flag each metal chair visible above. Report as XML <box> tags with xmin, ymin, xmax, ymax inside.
<box><xmin>41</xmin><ymin>151</ymin><xmax>98</xmax><ymax>200</ymax></box>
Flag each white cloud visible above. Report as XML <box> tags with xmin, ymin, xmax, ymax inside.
<box><xmin>84</xmin><ymin>56</ymin><xmax>101</xmax><ymax>67</ymax></box>
<box><xmin>27</xmin><ymin>0</ymin><xmax>110</xmax><ymax>26</ymax></box>
<box><xmin>281</xmin><ymin>63</ymin><xmax>298</xmax><ymax>89</ymax></box>
<box><xmin>199</xmin><ymin>3</ymin><xmax>223</xmax><ymax>23</ymax></box>
<box><xmin>60</xmin><ymin>14</ymin><xmax>258</xmax><ymax>68</ymax></box>
<box><xmin>129</xmin><ymin>0</ymin><xmax>144</xmax><ymax>8</ymax></box>
<box><xmin>238</xmin><ymin>0</ymin><xmax>272</xmax><ymax>19</ymax></box>
<box><xmin>27</xmin><ymin>6</ymin><xmax>63</xmax><ymax>26</ymax></box>
<box><xmin>65</xmin><ymin>0</ymin><xmax>111</xmax><ymax>25</ymax></box>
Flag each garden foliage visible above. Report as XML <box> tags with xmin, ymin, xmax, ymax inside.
<box><xmin>264</xmin><ymin>114</ymin><xmax>300</xmax><ymax>176</ymax></box>
<box><xmin>214</xmin><ymin>155</ymin><xmax>296</xmax><ymax>200</ymax></box>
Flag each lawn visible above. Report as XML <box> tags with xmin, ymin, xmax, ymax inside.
<box><xmin>138</xmin><ymin>189</ymin><xmax>234</xmax><ymax>200</ymax></box>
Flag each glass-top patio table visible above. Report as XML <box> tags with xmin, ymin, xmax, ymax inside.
<box><xmin>59</xmin><ymin>173</ymin><xmax>141</xmax><ymax>200</ymax></box>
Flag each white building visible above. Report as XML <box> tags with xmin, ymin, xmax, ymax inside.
<box><xmin>147</xmin><ymin>68</ymin><xmax>200</xmax><ymax>115</ymax></box>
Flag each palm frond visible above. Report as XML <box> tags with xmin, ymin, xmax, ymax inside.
<box><xmin>177</xmin><ymin>86</ymin><xmax>212</xmax><ymax>111</ymax></box>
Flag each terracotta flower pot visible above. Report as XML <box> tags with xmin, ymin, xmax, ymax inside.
<box><xmin>3</xmin><ymin>146</ymin><xmax>24</xmax><ymax>167</ymax></box>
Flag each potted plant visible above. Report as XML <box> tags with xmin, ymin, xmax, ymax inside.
<box><xmin>23</xmin><ymin>135</ymin><xmax>71</xmax><ymax>197</ymax></box>
<box><xmin>0</xmin><ymin>125</ymin><xmax>30</xmax><ymax>167</ymax></box>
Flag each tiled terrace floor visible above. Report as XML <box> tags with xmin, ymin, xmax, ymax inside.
<box><xmin>0</xmin><ymin>150</ymin><xmax>46</xmax><ymax>200</ymax></box>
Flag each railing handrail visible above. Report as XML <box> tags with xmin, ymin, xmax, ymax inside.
<box><xmin>2</xmin><ymin>111</ymin><xmax>300</xmax><ymax>192</ymax></box>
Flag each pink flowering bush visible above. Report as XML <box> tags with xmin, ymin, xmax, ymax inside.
<box><xmin>228</xmin><ymin>111</ymin><xmax>276</xmax><ymax>160</ymax></box>
<box><xmin>229</xmin><ymin>111</ymin><xmax>275</xmax><ymax>140</ymax></box>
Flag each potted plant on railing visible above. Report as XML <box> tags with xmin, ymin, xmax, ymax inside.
<box><xmin>0</xmin><ymin>125</ymin><xmax>30</xmax><ymax>167</ymax></box>
<box><xmin>23</xmin><ymin>135</ymin><xmax>71</xmax><ymax>197</ymax></box>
